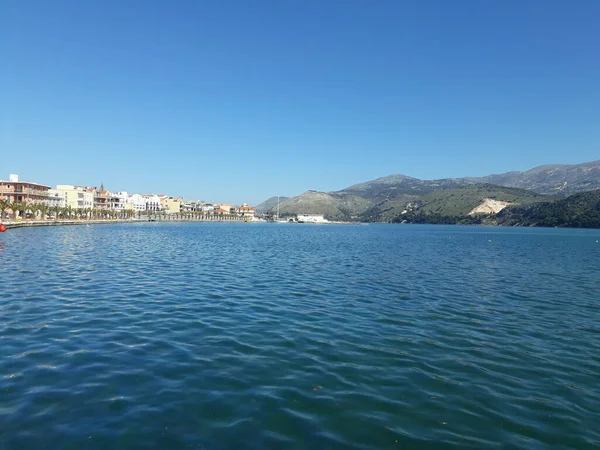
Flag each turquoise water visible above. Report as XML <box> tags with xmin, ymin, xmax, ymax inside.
<box><xmin>1</xmin><ymin>223</ymin><xmax>599</xmax><ymax>449</ymax></box>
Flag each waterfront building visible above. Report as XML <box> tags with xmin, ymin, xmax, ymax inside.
<box><xmin>160</xmin><ymin>196</ymin><xmax>182</xmax><ymax>214</ymax></box>
<box><xmin>236</xmin><ymin>204</ymin><xmax>255</xmax><ymax>220</ymax></box>
<box><xmin>297</xmin><ymin>214</ymin><xmax>328</xmax><ymax>223</ymax></box>
<box><xmin>127</xmin><ymin>194</ymin><xmax>147</xmax><ymax>211</ymax></box>
<box><xmin>94</xmin><ymin>189</ymin><xmax>119</xmax><ymax>210</ymax></box>
<box><xmin>112</xmin><ymin>192</ymin><xmax>130</xmax><ymax>211</ymax></box>
<box><xmin>52</xmin><ymin>185</ymin><xmax>94</xmax><ymax>209</ymax></box>
<box><xmin>0</xmin><ymin>174</ymin><xmax>50</xmax><ymax>205</ymax></box>
<box><xmin>47</xmin><ymin>192</ymin><xmax>66</xmax><ymax>209</ymax></box>
<box><xmin>181</xmin><ymin>199</ymin><xmax>204</xmax><ymax>212</ymax></box>
<box><xmin>214</xmin><ymin>203</ymin><xmax>235</xmax><ymax>214</ymax></box>
<box><xmin>142</xmin><ymin>194</ymin><xmax>162</xmax><ymax>212</ymax></box>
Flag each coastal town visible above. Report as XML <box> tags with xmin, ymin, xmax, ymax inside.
<box><xmin>0</xmin><ymin>173</ymin><xmax>330</xmax><ymax>226</ymax></box>
<box><xmin>0</xmin><ymin>173</ymin><xmax>257</xmax><ymax>223</ymax></box>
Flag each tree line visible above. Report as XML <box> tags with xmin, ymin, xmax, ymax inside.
<box><xmin>391</xmin><ymin>190</ymin><xmax>600</xmax><ymax>229</ymax></box>
<box><xmin>0</xmin><ymin>200</ymin><xmax>244</xmax><ymax>222</ymax></box>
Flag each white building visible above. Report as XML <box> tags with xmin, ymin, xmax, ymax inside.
<box><xmin>113</xmin><ymin>192</ymin><xmax>130</xmax><ymax>211</ymax></box>
<box><xmin>297</xmin><ymin>214</ymin><xmax>328</xmax><ymax>223</ymax></box>
<box><xmin>143</xmin><ymin>195</ymin><xmax>162</xmax><ymax>212</ymax></box>
<box><xmin>127</xmin><ymin>194</ymin><xmax>147</xmax><ymax>211</ymax></box>
<box><xmin>47</xmin><ymin>192</ymin><xmax>66</xmax><ymax>209</ymax></box>
<box><xmin>236</xmin><ymin>203</ymin><xmax>255</xmax><ymax>220</ymax></box>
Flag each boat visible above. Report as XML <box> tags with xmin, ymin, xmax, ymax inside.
<box><xmin>274</xmin><ymin>196</ymin><xmax>292</xmax><ymax>223</ymax></box>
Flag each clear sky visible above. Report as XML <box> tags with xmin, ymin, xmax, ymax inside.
<box><xmin>2</xmin><ymin>0</ymin><xmax>599</xmax><ymax>204</ymax></box>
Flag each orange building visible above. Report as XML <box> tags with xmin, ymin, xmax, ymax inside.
<box><xmin>0</xmin><ymin>174</ymin><xmax>50</xmax><ymax>204</ymax></box>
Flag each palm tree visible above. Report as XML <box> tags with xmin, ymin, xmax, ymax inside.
<box><xmin>27</xmin><ymin>203</ymin><xmax>39</xmax><ymax>220</ymax></box>
<box><xmin>21</xmin><ymin>202</ymin><xmax>31</xmax><ymax>220</ymax></box>
<box><xmin>50</xmin><ymin>205</ymin><xmax>59</xmax><ymax>220</ymax></box>
<box><xmin>0</xmin><ymin>199</ymin><xmax>10</xmax><ymax>221</ymax></box>
<box><xmin>27</xmin><ymin>203</ymin><xmax>41</xmax><ymax>220</ymax></box>
<box><xmin>37</xmin><ymin>203</ymin><xmax>49</xmax><ymax>221</ymax></box>
<box><xmin>11</xmin><ymin>202</ymin><xmax>23</xmax><ymax>220</ymax></box>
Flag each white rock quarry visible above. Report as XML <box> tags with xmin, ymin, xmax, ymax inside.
<box><xmin>469</xmin><ymin>198</ymin><xmax>511</xmax><ymax>215</ymax></box>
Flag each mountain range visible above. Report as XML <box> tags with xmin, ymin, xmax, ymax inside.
<box><xmin>259</xmin><ymin>160</ymin><xmax>600</xmax><ymax>222</ymax></box>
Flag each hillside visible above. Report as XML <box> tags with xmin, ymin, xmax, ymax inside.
<box><xmin>277</xmin><ymin>176</ymin><xmax>474</xmax><ymax>221</ymax></box>
<box><xmin>258</xmin><ymin>160</ymin><xmax>600</xmax><ymax>221</ymax></box>
<box><xmin>467</xmin><ymin>160</ymin><xmax>600</xmax><ymax>196</ymax></box>
<box><xmin>391</xmin><ymin>184</ymin><xmax>549</xmax><ymax>224</ymax></box>
<box><xmin>414</xmin><ymin>184</ymin><xmax>548</xmax><ymax>216</ymax></box>
<box><xmin>495</xmin><ymin>190</ymin><xmax>600</xmax><ymax>228</ymax></box>
<box><xmin>277</xmin><ymin>191</ymin><xmax>371</xmax><ymax>220</ymax></box>
<box><xmin>255</xmin><ymin>196</ymin><xmax>289</xmax><ymax>214</ymax></box>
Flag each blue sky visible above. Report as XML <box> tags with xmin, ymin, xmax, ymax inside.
<box><xmin>2</xmin><ymin>0</ymin><xmax>599</xmax><ymax>204</ymax></box>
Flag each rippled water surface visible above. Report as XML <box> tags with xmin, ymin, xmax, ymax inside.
<box><xmin>1</xmin><ymin>223</ymin><xmax>600</xmax><ymax>449</ymax></box>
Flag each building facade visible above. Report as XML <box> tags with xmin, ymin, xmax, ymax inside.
<box><xmin>236</xmin><ymin>204</ymin><xmax>255</xmax><ymax>220</ymax></box>
<box><xmin>126</xmin><ymin>194</ymin><xmax>147</xmax><ymax>211</ymax></box>
<box><xmin>181</xmin><ymin>200</ymin><xmax>205</xmax><ymax>212</ymax></box>
<box><xmin>0</xmin><ymin>174</ymin><xmax>50</xmax><ymax>204</ymax></box>
<box><xmin>112</xmin><ymin>192</ymin><xmax>130</xmax><ymax>211</ymax></box>
<box><xmin>160</xmin><ymin>196</ymin><xmax>181</xmax><ymax>214</ymax></box>
<box><xmin>143</xmin><ymin>195</ymin><xmax>162</xmax><ymax>212</ymax></box>
<box><xmin>214</xmin><ymin>203</ymin><xmax>235</xmax><ymax>214</ymax></box>
<box><xmin>94</xmin><ymin>189</ymin><xmax>119</xmax><ymax>210</ymax></box>
<box><xmin>52</xmin><ymin>185</ymin><xmax>94</xmax><ymax>209</ymax></box>
<box><xmin>297</xmin><ymin>214</ymin><xmax>328</xmax><ymax>223</ymax></box>
<box><xmin>47</xmin><ymin>192</ymin><xmax>66</xmax><ymax>209</ymax></box>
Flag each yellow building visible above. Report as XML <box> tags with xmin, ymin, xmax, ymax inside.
<box><xmin>160</xmin><ymin>196</ymin><xmax>182</xmax><ymax>214</ymax></box>
<box><xmin>215</xmin><ymin>203</ymin><xmax>235</xmax><ymax>214</ymax></box>
<box><xmin>50</xmin><ymin>185</ymin><xmax>94</xmax><ymax>209</ymax></box>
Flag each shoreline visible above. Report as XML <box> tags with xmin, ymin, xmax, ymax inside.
<box><xmin>1</xmin><ymin>218</ymin><xmax>250</xmax><ymax>229</ymax></box>
<box><xmin>2</xmin><ymin>219</ymin><xmax>134</xmax><ymax>229</ymax></box>
<box><xmin>1</xmin><ymin>218</ymin><xmax>367</xmax><ymax>230</ymax></box>
<box><xmin>3</xmin><ymin>220</ymin><xmax>599</xmax><ymax>231</ymax></box>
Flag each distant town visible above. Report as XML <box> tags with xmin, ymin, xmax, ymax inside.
<box><xmin>0</xmin><ymin>174</ymin><xmax>329</xmax><ymax>224</ymax></box>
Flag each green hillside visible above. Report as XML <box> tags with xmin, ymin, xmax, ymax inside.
<box><xmin>496</xmin><ymin>190</ymin><xmax>600</xmax><ymax>228</ymax></box>
<box><xmin>390</xmin><ymin>184</ymin><xmax>549</xmax><ymax>224</ymax></box>
<box><xmin>257</xmin><ymin>160</ymin><xmax>600</xmax><ymax>221</ymax></box>
<box><xmin>416</xmin><ymin>184</ymin><xmax>548</xmax><ymax>216</ymax></box>
<box><xmin>277</xmin><ymin>191</ymin><xmax>371</xmax><ymax>220</ymax></box>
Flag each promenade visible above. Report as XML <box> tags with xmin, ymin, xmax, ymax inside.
<box><xmin>1</xmin><ymin>215</ymin><xmax>250</xmax><ymax>229</ymax></box>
